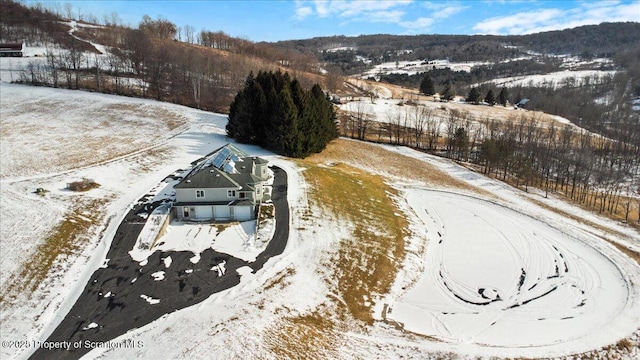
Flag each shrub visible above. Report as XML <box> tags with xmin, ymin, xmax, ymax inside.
<box><xmin>67</xmin><ymin>178</ymin><xmax>100</xmax><ymax>192</ymax></box>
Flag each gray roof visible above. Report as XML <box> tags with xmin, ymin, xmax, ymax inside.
<box><xmin>175</xmin><ymin>167</ymin><xmax>240</xmax><ymax>189</ymax></box>
<box><xmin>175</xmin><ymin>143</ymin><xmax>267</xmax><ymax>190</ymax></box>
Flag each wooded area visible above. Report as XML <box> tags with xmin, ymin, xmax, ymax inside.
<box><xmin>227</xmin><ymin>71</ymin><xmax>338</xmax><ymax>158</ymax></box>
<box><xmin>0</xmin><ymin>0</ymin><xmax>325</xmax><ymax>112</ymax></box>
<box><xmin>338</xmin><ymin>101</ymin><xmax>640</xmax><ymax>225</ymax></box>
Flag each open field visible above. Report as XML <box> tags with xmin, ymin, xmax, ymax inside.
<box><xmin>2</xmin><ymin>83</ymin><xmax>638</xmax><ymax>360</ymax></box>
<box><xmin>391</xmin><ymin>189</ymin><xmax>635</xmax><ymax>350</ymax></box>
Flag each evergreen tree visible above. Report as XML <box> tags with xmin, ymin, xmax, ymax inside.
<box><xmin>466</xmin><ymin>87</ymin><xmax>481</xmax><ymax>104</ymax></box>
<box><xmin>419</xmin><ymin>75</ymin><xmax>435</xmax><ymax>95</ymax></box>
<box><xmin>226</xmin><ymin>70</ymin><xmax>337</xmax><ymax>158</ymax></box>
<box><xmin>440</xmin><ymin>85</ymin><xmax>453</xmax><ymax>101</ymax></box>
<box><xmin>485</xmin><ymin>89</ymin><xmax>495</xmax><ymax>106</ymax></box>
<box><xmin>498</xmin><ymin>87</ymin><xmax>509</xmax><ymax>106</ymax></box>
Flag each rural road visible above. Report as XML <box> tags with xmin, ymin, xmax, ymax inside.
<box><xmin>30</xmin><ymin>166</ymin><xmax>289</xmax><ymax>360</ymax></box>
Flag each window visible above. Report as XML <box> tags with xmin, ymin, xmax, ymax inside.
<box><xmin>239</xmin><ymin>192</ymin><xmax>246</xmax><ymax>199</ymax></box>
<box><xmin>196</xmin><ymin>190</ymin><xmax>205</xmax><ymax>198</ymax></box>
<box><xmin>227</xmin><ymin>190</ymin><xmax>236</xmax><ymax>197</ymax></box>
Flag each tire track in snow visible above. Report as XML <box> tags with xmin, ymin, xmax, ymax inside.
<box><xmin>390</xmin><ymin>188</ymin><xmax>634</xmax><ymax>350</ymax></box>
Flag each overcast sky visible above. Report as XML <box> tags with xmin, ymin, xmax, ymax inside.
<box><xmin>31</xmin><ymin>0</ymin><xmax>640</xmax><ymax>42</ymax></box>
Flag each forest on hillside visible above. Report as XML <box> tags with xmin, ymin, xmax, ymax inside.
<box><xmin>0</xmin><ymin>0</ymin><xmax>323</xmax><ymax>112</ymax></box>
<box><xmin>276</xmin><ymin>22</ymin><xmax>640</xmax><ymax>66</ymax></box>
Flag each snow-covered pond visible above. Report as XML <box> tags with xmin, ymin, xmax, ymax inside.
<box><xmin>389</xmin><ymin>189</ymin><xmax>636</xmax><ymax>349</ymax></box>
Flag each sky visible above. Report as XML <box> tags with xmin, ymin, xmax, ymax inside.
<box><xmin>31</xmin><ymin>0</ymin><xmax>640</xmax><ymax>42</ymax></box>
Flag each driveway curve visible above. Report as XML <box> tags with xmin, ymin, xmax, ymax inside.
<box><xmin>30</xmin><ymin>166</ymin><xmax>289</xmax><ymax>360</ymax></box>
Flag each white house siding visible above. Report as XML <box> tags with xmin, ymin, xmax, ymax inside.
<box><xmin>175</xmin><ymin>188</ymin><xmax>239</xmax><ymax>203</ymax></box>
<box><xmin>255</xmin><ymin>163</ymin><xmax>268</xmax><ymax>178</ymax></box>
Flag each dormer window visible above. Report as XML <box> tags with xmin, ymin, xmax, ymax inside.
<box><xmin>196</xmin><ymin>190</ymin><xmax>205</xmax><ymax>198</ymax></box>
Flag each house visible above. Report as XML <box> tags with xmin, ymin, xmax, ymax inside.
<box><xmin>0</xmin><ymin>43</ymin><xmax>24</xmax><ymax>57</ymax></box>
<box><xmin>173</xmin><ymin>144</ymin><xmax>270</xmax><ymax>222</ymax></box>
<box><xmin>515</xmin><ymin>98</ymin><xmax>530</xmax><ymax>109</ymax></box>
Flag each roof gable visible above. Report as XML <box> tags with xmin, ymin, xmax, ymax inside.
<box><xmin>175</xmin><ymin>143</ymin><xmax>267</xmax><ymax>190</ymax></box>
<box><xmin>175</xmin><ymin>167</ymin><xmax>240</xmax><ymax>189</ymax></box>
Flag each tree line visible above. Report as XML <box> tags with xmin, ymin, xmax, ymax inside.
<box><xmin>277</xmin><ymin>23</ymin><xmax>640</xmax><ymax>68</ymax></box>
<box><xmin>227</xmin><ymin>70</ymin><xmax>338</xmax><ymax>158</ymax></box>
<box><xmin>338</xmin><ymin>101</ymin><xmax>640</xmax><ymax>224</ymax></box>
<box><xmin>2</xmin><ymin>0</ymin><xmax>330</xmax><ymax>113</ymax></box>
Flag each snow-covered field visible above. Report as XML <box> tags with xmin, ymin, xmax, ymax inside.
<box><xmin>476</xmin><ymin>69</ymin><xmax>617</xmax><ymax>89</ymax></box>
<box><xmin>0</xmin><ymin>82</ymin><xmax>274</xmax><ymax>360</ymax></box>
<box><xmin>359</xmin><ymin>59</ymin><xmax>491</xmax><ymax>80</ymax></box>
<box><xmin>389</xmin><ymin>189</ymin><xmax>636</xmax><ymax>353</ymax></box>
<box><xmin>338</xmin><ymin>95</ymin><xmax>576</xmax><ymax>132</ymax></box>
<box><xmin>2</xmin><ymin>81</ymin><xmax>639</xmax><ymax>360</ymax></box>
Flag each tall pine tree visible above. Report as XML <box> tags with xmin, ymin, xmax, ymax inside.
<box><xmin>226</xmin><ymin>70</ymin><xmax>338</xmax><ymax>158</ymax></box>
<box><xmin>466</xmin><ymin>87</ymin><xmax>481</xmax><ymax>104</ymax></box>
<box><xmin>485</xmin><ymin>89</ymin><xmax>495</xmax><ymax>106</ymax></box>
<box><xmin>419</xmin><ymin>75</ymin><xmax>435</xmax><ymax>96</ymax></box>
<box><xmin>498</xmin><ymin>87</ymin><xmax>509</xmax><ymax>106</ymax></box>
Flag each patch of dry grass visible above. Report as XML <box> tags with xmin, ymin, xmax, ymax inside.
<box><xmin>67</xmin><ymin>178</ymin><xmax>100</xmax><ymax>192</ymax></box>
<box><xmin>303</xmin><ymin>162</ymin><xmax>407</xmax><ymax>324</ymax></box>
<box><xmin>313</xmin><ymin>138</ymin><xmax>489</xmax><ymax>195</ymax></box>
<box><xmin>0</xmin><ymin>198</ymin><xmax>107</xmax><ymax>303</ymax></box>
<box><xmin>263</xmin><ymin>267</ymin><xmax>296</xmax><ymax>292</ymax></box>
<box><xmin>265</xmin><ymin>145</ymin><xmax>417</xmax><ymax>356</ymax></box>
<box><xmin>267</xmin><ymin>311</ymin><xmax>340</xmax><ymax>359</ymax></box>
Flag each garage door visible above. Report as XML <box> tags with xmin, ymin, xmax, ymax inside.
<box><xmin>214</xmin><ymin>205</ymin><xmax>230</xmax><ymax>220</ymax></box>
<box><xmin>195</xmin><ymin>206</ymin><xmax>213</xmax><ymax>220</ymax></box>
<box><xmin>234</xmin><ymin>206</ymin><xmax>252</xmax><ymax>221</ymax></box>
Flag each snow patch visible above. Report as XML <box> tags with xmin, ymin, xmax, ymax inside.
<box><xmin>140</xmin><ymin>294</ymin><xmax>160</xmax><ymax>305</ymax></box>
<box><xmin>151</xmin><ymin>271</ymin><xmax>165</xmax><ymax>281</ymax></box>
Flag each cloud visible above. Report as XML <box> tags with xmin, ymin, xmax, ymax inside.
<box><xmin>422</xmin><ymin>2</ymin><xmax>468</xmax><ymax>19</ymax></box>
<box><xmin>295</xmin><ymin>5</ymin><xmax>313</xmax><ymax>20</ymax></box>
<box><xmin>293</xmin><ymin>0</ymin><xmax>412</xmax><ymax>24</ymax></box>
<box><xmin>399</xmin><ymin>17</ymin><xmax>435</xmax><ymax>31</ymax></box>
<box><xmin>473</xmin><ymin>1</ymin><xmax>640</xmax><ymax>35</ymax></box>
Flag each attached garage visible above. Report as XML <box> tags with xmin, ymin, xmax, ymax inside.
<box><xmin>233</xmin><ymin>205</ymin><xmax>252</xmax><ymax>221</ymax></box>
<box><xmin>195</xmin><ymin>205</ymin><xmax>213</xmax><ymax>220</ymax></box>
<box><xmin>213</xmin><ymin>205</ymin><xmax>230</xmax><ymax>220</ymax></box>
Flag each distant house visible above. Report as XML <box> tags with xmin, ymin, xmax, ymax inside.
<box><xmin>173</xmin><ymin>144</ymin><xmax>270</xmax><ymax>222</ymax></box>
<box><xmin>515</xmin><ymin>98</ymin><xmax>530</xmax><ymax>109</ymax></box>
<box><xmin>0</xmin><ymin>43</ymin><xmax>24</xmax><ymax>57</ymax></box>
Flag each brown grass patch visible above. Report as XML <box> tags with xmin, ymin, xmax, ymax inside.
<box><xmin>67</xmin><ymin>178</ymin><xmax>100</xmax><ymax>192</ymax></box>
<box><xmin>302</xmin><ymin>162</ymin><xmax>408</xmax><ymax>324</ymax></box>
<box><xmin>264</xmin><ymin>148</ymin><xmax>416</xmax><ymax>356</ymax></box>
<box><xmin>266</xmin><ymin>311</ymin><xmax>340</xmax><ymax>359</ymax></box>
<box><xmin>311</xmin><ymin>138</ymin><xmax>490</xmax><ymax>196</ymax></box>
<box><xmin>0</xmin><ymin>198</ymin><xmax>107</xmax><ymax>303</ymax></box>
<box><xmin>263</xmin><ymin>267</ymin><xmax>296</xmax><ymax>292</ymax></box>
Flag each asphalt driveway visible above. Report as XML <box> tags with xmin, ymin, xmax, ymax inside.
<box><xmin>30</xmin><ymin>166</ymin><xmax>289</xmax><ymax>360</ymax></box>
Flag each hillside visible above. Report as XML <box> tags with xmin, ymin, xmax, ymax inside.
<box><xmin>0</xmin><ymin>0</ymin><xmax>325</xmax><ymax>112</ymax></box>
<box><xmin>281</xmin><ymin>25</ymin><xmax>640</xmax><ymax>150</ymax></box>
<box><xmin>275</xmin><ymin>22</ymin><xmax>640</xmax><ymax>63</ymax></box>
<box><xmin>2</xmin><ymin>3</ymin><xmax>640</xmax><ymax>359</ymax></box>
<box><xmin>1</xmin><ymin>83</ymin><xmax>639</xmax><ymax>360</ymax></box>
